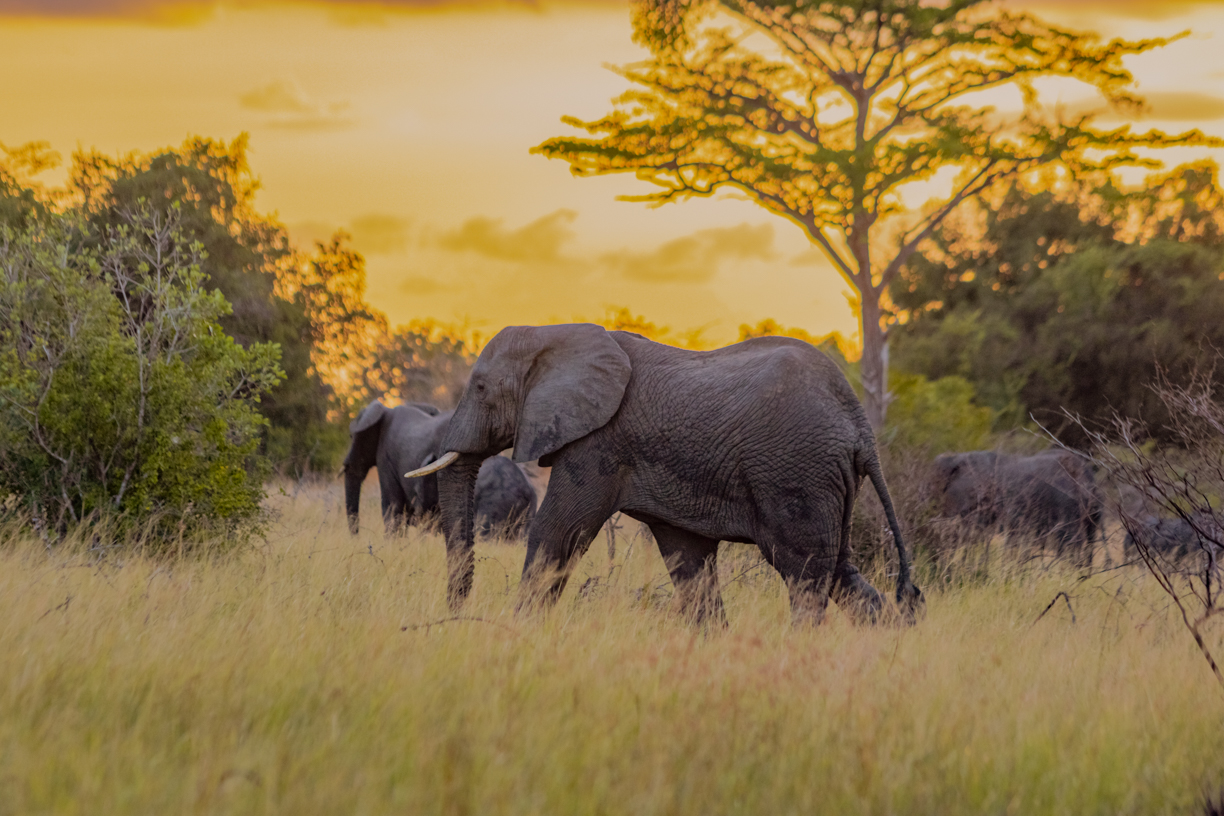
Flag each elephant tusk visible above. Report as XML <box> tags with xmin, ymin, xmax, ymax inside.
<box><xmin>404</xmin><ymin>450</ymin><xmax>460</xmax><ymax>479</ymax></box>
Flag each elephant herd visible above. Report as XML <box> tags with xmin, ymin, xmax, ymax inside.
<box><xmin>342</xmin><ymin>322</ymin><xmax>1213</xmax><ymax>627</ymax></box>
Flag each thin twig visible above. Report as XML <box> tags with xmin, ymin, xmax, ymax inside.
<box><xmin>1033</xmin><ymin>591</ymin><xmax>1076</xmax><ymax>625</ymax></box>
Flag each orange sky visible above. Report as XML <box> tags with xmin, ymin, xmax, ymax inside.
<box><xmin>4</xmin><ymin>0</ymin><xmax>1224</xmax><ymax>343</ymax></box>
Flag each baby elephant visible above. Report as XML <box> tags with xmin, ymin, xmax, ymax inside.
<box><xmin>1124</xmin><ymin>513</ymin><xmax>1222</xmax><ymax>566</ymax></box>
<box><xmin>474</xmin><ymin>456</ymin><xmax>538</xmax><ymax>539</ymax></box>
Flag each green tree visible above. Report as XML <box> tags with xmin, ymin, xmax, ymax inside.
<box><xmin>0</xmin><ymin>141</ymin><xmax>57</xmax><ymax>231</ymax></box>
<box><xmin>534</xmin><ymin>0</ymin><xmax>1218</xmax><ymax>430</ymax></box>
<box><xmin>891</xmin><ymin>163</ymin><xmax>1224</xmax><ymax>444</ymax></box>
<box><xmin>0</xmin><ymin>205</ymin><xmax>283</xmax><ymax>544</ymax></box>
<box><xmin>68</xmin><ymin>135</ymin><xmax>334</xmax><ymax>472</ymax></box>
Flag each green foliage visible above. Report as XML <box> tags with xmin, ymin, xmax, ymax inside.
<box><xmin>0</xmin><ymin>141</ymin><xmax>57</xmax><ymax>231</ymax></box>
<box><xmin>0</xmin><ymin>205</ymin><xmax>283</xmax><ymax>546</ymax></box>
<box><xmin>892</xmin><ymin>164</ymin><xmax>1224</xmax><ymax>444</ymax></box>
<box><xmin>69</xmin><ymin>135</ymin><xmax>335</xmax><ymax>473</ymax></box>
<box><xmin>882</xmin><ymin>373</ymin><xmax>995</xmax><ymax>452</ymax></box>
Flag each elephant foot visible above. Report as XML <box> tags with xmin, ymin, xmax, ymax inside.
<box><xmin>831</xmin><ymin>565</ymin><xmax>883</xmax><ymax>626</ymax></box>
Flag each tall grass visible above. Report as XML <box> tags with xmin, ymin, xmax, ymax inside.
<box><xmin>0</xmin><ymin>481</ymin><xmax>1221</xmax><ymax>815</ymax></box>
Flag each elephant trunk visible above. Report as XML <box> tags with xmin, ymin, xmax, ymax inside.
<box><xmin>438</xmin><ymin>455</ymin><xmax>483</xmax><ymax>611</ymax></box>
<box><xmin>344</xmin><ymin>466</ymin><xmax>367</xmax><ymax>536</ymax></box>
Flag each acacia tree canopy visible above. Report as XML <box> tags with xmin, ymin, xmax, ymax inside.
<box><xmin>534</xmin><ymin>0</ymin><xmax>1220</xmax><ymax>429</ymax></box>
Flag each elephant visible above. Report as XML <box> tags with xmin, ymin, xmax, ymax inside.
<box><xmin>931</xmin><ymin>449</ymin><xmax>1103</xmax><ymax>565</ymax></box>
<box><xmin>1123</xmin><ymin>513</ymin><xmax>1222</xmax><ymax>566</ymax></box>
<box><xmin>343</xmin><ymin>400</ymin><xmax>537</xmax><ymax>539</ymax></box>
<box><xmin>406</xmin><ymin>323</ymin><xmax>923</xmax><ymax>626</ymax></box>
<box><xmin>417</xmin><ymin>452</ymin><xmax>538</xmax><ymax>539</ymax></box>
<box><xmin>344</xmin><ymin>400</ymin><xmax>450</xmax><ymax>535</ymax></box>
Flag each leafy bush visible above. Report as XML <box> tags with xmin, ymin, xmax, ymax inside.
<box><xmin>881</xmin><ymin>372</ymin><xmax>996</xmax><ymax>453</ymax></box>
<box><xmin>0</xmin><ymin>204</ymin><xmax>282</xmax><ymax>547</ymax></box>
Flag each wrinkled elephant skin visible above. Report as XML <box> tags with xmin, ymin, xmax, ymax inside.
<box><xmin>432</xmin><ymin>323</ymin><xmax>923</xmax><ymax>624</ymax></box>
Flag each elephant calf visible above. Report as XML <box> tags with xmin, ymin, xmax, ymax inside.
<box><xmin>473</xmin><ymin>456</ymin><xmax>537</xmax><ymax>539</ymax></box>
<box><xmin>1124</xmin><ymin>513</ymin><xmax>1222</xmax><ymax>566</ymax></box>
<box><xmin>343</xmin><ymin>400</ymin><xmax>537</xmax><ymax>540</ymax></box>
<box><xmin>933</xmin><ymin>449</ymin><xmax>1103</xmax><ymax>565</ymax></box>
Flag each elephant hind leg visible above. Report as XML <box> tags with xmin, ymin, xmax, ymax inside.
<box><xmin>651</xmin><ymin>523</ymin><xmax>726</xmax><ymax>627</ymax></box>
<box><xmin>757</xmin><ymin>533</ymin><xmax>838</xmax><ymax>627</ymax></box>
<box><xmin>829</xmin><ymin>471</ymin><xmax>883</xmax><ymax>625</ymax></box>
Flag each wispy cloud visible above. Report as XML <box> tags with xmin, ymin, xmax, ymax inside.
<box><xmin>439</xmin><ymin>209</ymin><xmax>578</xmax><ymax>264</ymax></box>
<box><xmin>601</xmin><ymin>223</ymin><xmax>776</xmax><ymax>284</ymax></box>
<box><xmin>239</xmin><ymin>79</ymin><xmax>353</xmax><ymax>130</ymax></box>
<box><xmin>350</xmin><ymin>215</ymin><xmax>411</xmax><ymax>254</ymax></box>
<box><xmin>1064</xmin><ymin>90</ymin><xmax>1224</xmax><ymax>123</ymax></box>
<box><xmin>288</xmin><ymin>214</ymin><xmax>411</xmax><ymax>256</ymax></box>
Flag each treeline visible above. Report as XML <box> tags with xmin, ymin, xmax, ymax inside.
<box><xmin>0</xmin><ymin>136</ymin><xmax>475</xmax><ymax>542</ymax></box>
<box><xmin>890</xmin><ymin>163</ymin><xmax>1224</xmax><ymax>447</ymax></box>
<box><xmin>4</xmin><ymin>133</ymin><xmax>1222</xmax><ymax>543</ymax></box>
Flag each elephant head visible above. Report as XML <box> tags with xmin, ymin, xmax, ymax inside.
<box><xmin>343</xmin><ymin>400</ymin><xmax>389</xmax><ymax>535</ymax></box>
<box><xmin>404</xmin><ymin>324</ymin><xmax>631</xmax><ymax>608</ymax></box>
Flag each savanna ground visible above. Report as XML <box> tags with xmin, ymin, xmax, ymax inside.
<box><xmin>1</xmin><ymin>480</ymin><xmax>1222</xmax><ymax>815</ymax></box>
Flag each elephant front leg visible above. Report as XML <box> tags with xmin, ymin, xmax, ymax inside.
<box><xmin>651</xmin><ymin>523</ymin><xmax>726</xmax><ymax>627</ymax></box>
<box><xmin>517</xmin><ymin>464</ymin><xmax>618</xmax><ymax>613</ymax></box>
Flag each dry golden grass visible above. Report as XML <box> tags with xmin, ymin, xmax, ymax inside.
<box><xmin>1</xmin><ymin>481</ymin><xmax>1222</xmax><ymax>815</ymax></box>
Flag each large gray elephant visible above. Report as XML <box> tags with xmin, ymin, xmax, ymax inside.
<box><xmin>344</xmin><ymin>400</ymin><xmax>537</xmax><ymax>538</ymax></box>
<box><xmin>932</xmin><ymin>449</ymin><xmax>1103</xmax><ymax>564</ymax></box>
<box><xmin>407</xmin><ymin>323</ymin><xmax>922</xmax><ymax>625</ymax></box>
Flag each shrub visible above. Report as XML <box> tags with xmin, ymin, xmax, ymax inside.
<box><xmin>0</xmin><ymin>204</ymin><xmax>283</xmax><ymax>547</ymax></box>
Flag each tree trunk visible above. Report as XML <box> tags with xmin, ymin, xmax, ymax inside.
<box><xmin>859</xmin><ymin>293</ymin><xmax>889</xmax><ymax>432</ymax></box>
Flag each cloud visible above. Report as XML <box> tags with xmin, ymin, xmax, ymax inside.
<box><xmin>440</xmin><ymin>209</ymin><xmax>578</xmax><ymax>264</ymax></box>
<box><xmin>286</xmin><ymin>220</ymin><xmax>337</xmax><ymax>250</ymax></box>
<box><xmin>399</xmin><ymin>274</ymin><xmax>451</xmax><ymax>295</ymax></box>
<box><xmin>239</xmin><ymin>79</ymin><xmax>353</xmax><ymax>130</ymax></box>
<box><xmin>1064</xmin><ymin>91</ymin><xmax>1224</xmax><ymax>123</ymax></box>
<box><xmin>350</xmin><ymin>214</ymin><xmax>411</xmax><ymax>254</ymax></box>
<box><xmin>601</xmin><ymin>223</ymin><xmax>776</xmax><ymax>284</ymax></box>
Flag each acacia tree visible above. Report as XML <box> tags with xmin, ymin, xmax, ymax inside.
<box><xmin>534</xmin><ymin>0</ymin><xmax>1217</xmax><ymax>429</ymax></box>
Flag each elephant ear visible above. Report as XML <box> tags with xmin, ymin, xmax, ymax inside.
<box><xmin>350</xmin><ymin>400</ymin><xmax>388</xmax><ymax>434</ymax></box>
<box><xmin>513</xmin><ymin>324</ymin><xmax>632</xmax><ymax>463</ymax></box>
<box><xmin>407</xmin><ymin>402</ymin><xmax>441</xmax><ymax>417</ymax></box>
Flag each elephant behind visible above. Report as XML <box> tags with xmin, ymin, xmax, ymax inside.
<box><xmin>1123</xmin><ymin>513</ymin><xmax>1222</xmax><ymax>566</ymax></box>
<box><xmin>343</xmin><ymin>401</ymin><xmax>451</xmax><ymax>535</ymax></box>
<box><xmin>344</xmin><ymin>400</ymin><xmax>538</xmax><ymax>540</ymax></box>
<box><xmin>408</xmin><ymin>323</ymin><xmax>922</xmax><ymax>625</ymax></box>
<box><xmin>932</xmin><ymin>449</ymin><xmax>1103</xmax><ymax>564</ymax></box>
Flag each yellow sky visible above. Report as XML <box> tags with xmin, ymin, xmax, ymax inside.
<box><xmin>4</xmin><ymin>0</ymin><xmax>1224</xmax><ymax>343</ymax></box>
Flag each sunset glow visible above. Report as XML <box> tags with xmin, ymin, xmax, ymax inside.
<box><xmin>5</xmin><ymin>0</ymin><xmax>1224</xmax><ymax>343</ymax></box>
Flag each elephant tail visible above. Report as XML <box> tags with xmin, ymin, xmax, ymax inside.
<box><xmin>861</xmin><ymin>449</ymin><xmax>923</xmax><ymax>619</ymax></box>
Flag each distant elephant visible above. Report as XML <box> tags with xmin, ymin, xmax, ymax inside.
<box><xmin>418</xmin><ymin>453</ymin><xmax>537</xmax><ymax>539</ymax></box>
<box><xmin>406</xmin><ymin>323</ymin><xmax>922</xmax><ymax>625</ymax></box>
<box><xmin>932</xmin><ymin>449</ymin><xmax>1103</xmax><ymax>564</ymax></box>
<box><xmin>1123</xmin><ymin>513</ymin><xmax>1222</xmax><ymax>565</ymax></box>
<box><xmin>344</xmin><ymin>400</ymin><xmax>538</xmax><ymax>539</ymax></box>
<box><xmin>343</xmin><ymin>401</ymin><xmax>450</xmax><ymax>535</ymax></box>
